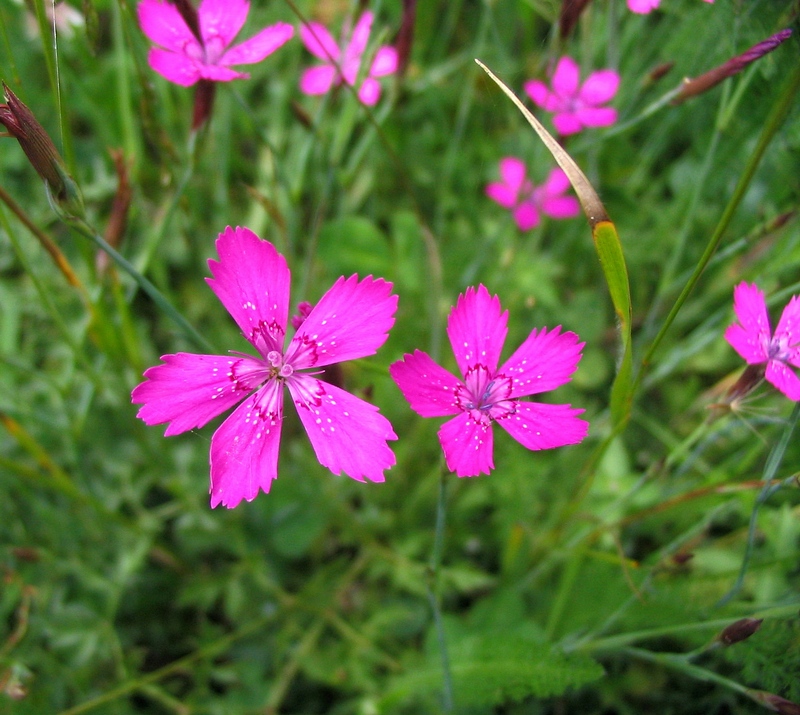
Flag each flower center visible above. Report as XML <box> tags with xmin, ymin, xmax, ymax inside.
<box><xmin>266</xmin><ymin>350</ymin><xmax>294</xmax><ymax>379</ymax></box>
<box><xmin>455</xmin><ymin>365</ymin><xmax>515</xmax><ymax>424</ymax></box>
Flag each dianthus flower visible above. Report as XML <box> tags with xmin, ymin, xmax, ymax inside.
<box><xmin>486</xmin><ymin>158</ymin><xmax>580</xmax><ymax>231</ymax></box>
<box><xmin>524</xmin><ymin>56</ymin><xmax>619</xmax><ymax>135</ymax></box>
<box><xmin>389</xmin><ymin>286</ymin><xmax>588</xmax><ymax>477</ymax></box>
<box><xmin>137</xmin><ymin>0</ymin><xmax>294</xmax><ymax>87</ymax></box>
<box><xmin>628</xmin><ymin>0</ymin><xmax>713</xmax><ymax>13</ymax></box>
<box><xmin>725</xmin><ymin>282</ymin><xmax>800</xmax><ymax>401</ymax></box>
<box><xmin>132</xmin><ymin>227</ymin><xmax>398</xmax><ymax>508</ymax></box>
<box><xmin>299</xmin><ymin>10</ymin><xmax>398</xmax><ymax>106</ymax></box>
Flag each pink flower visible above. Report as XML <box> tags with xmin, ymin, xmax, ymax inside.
<box><xmin>299</xmin><ymin>11</ymin><xmax>398</xmax><ymax>106</ymax></box>
<box><xmin>389</xmin><ymin>286</ymin><xmax>588</xmax><ymax>477</ymax></box>
<box><xmin>524</xmin><ymin>56</ymin><xmax>620</xmax><ymax>135</ymax></box>
<box><xmin>725</xmin><ymin>282</ymin><xmax>800</xmax><ymax>401</ymax></box>
<box><xmin>486</xmin><ymin>159</ymin><xmax>580</xmax><ymax>231</ymax></box>
<box><xmin>132</xmin><ymin>227</ymin><xmax>398</xmax><ymax>508</ymax></box>
<box><xmin>137</xmin><ymin>0</ymin><xmax>294</xmax><ymax>87</ymax></box>
<box><xmin>628</xmin><ymin>0</ymin><xmax>714</xmax><ymax>13</ymax></box>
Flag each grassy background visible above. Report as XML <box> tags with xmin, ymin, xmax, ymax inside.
<box><xmin>1</xmin><ymin>0</ymin><xmax>800</xmax><ymax>712</ymax></box>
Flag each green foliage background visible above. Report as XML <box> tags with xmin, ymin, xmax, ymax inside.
<box><xmin>1</xmin><ymin>0</ymin><xmax>799</xmax><ymax>712</ymax></box>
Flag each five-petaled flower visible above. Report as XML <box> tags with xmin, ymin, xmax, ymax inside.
<box><xmin>389</xmin><ymin>286</ymin><xmax>588</xmax><ymax>477</ymax></box>
<box><xmin>299</xmin><ymin>10</ymin><xmax>398</xmax><ymax>106</ymax></box>
<box><xmin>725</xmin><ymin>282</ymin><xmax>800</xmax><ymax>401</ymax></box>
<box><xmin>138</xmin><ymin>0</ymin><xmax>294</xmax><ymax>87</ymax></box>
<box><xmin>132</xmin><ymin>227</ymin><xmax>398</xmax><ymax>508</ymax></box>
<box><xmin>524</xmin><ymin>56</ymin><xmax>620</xmax><ymax>135</ymax></box>
<box><xmin>628</xmin><ymin>0</ymin><xmax>714</xmax><ymax>13</ymax></box>
<box><xmin>486</xmin><ymin>158</ymin><xmax>580</xmax><ymax>231</ymax></box>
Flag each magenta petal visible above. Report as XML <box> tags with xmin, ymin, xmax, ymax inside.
<box><xmin>206</xmin><ymin>227</ymin><xmax>290</xmax><ymax>355</ymax></box>
<box><xmin>553</xmin><ymin>112</ymin><xmax>583</xmax><ymax>135</ymax></box>
<box><xmin>725</xmin><ymin>282</ymin><xmax>770</xmax><ymax>363</ymax></box>
<box><xmin>389</xmin><ymin>350</ymin><xmax>463</xmax><ymax>417</ymax></box>
<box><xmin>541</xmin><ymin>196</ymin><xmax>580</xmax><ymax>220</ymax></box>
<box><xmin>513</xmin><ymin>202</ymin><xmax>540</xmax><ymax>231</ymax></box>
<box><xmin>300</xmin><ymin>21</ymin><xmax>340</xmax><ymax>61</ymax></box>
<box><xmin>541</xmin><ymin>167</ymin><xmax>571</xmax><ymax>196</ymax></box>
<box><xmin>370</xmin><ymin>46</ymin><xmax>398</xmax><ymax>78</ymax></box>
<box><xmin>574</xmin><ymin>107</ymin><xmax>617</xmax><ymax>129</ymax></box>
<box><xmin>498</xmin><ymin>402</ymin><xmax>588</xmax><ymax>450</ymax></box>
<box><xmin>627</xmin><ymin>0</ymin><xmax>660</xmax><ymax>12</ymax></box>
<box><xmin>765</xmin><ymin>360</ymin><xmax>800</xmax><ymax>401</ymax></box>
<box><xmin>198</xmin><ymin>0</ymin><xmax>249</xmax><ymax>48</ymax></box>
<box><xmin>486</xmin><ymin>182</ymin><xmax>518</xmax><ymax>209</ymax></box>
<box><xmin>358</xmin><ymin>77</ymin><xmax>381</xmax><ymax>105</ymax></box>
<box><xmin>438</xmin><ymin>413</ymin><xmax>494</xmax><ymax>477</ymax></box>
<box><xmin>498</xmin><ymin>157</ymin><xmax>527</xmax><ymax>195</ymax></box>
<box><xmin>447</xmin><ymin>285</ymin><xmax>509</xmax><ymax>376</ymax></box>
<box><xmin>773</xmin><ymin>295</ymin><xmax>800</xmax><ymax>348</ymax></box>
<box><xmin>344</xmin><ymin>11</ymin><xmax>373</xmax><ymax>66</ymax></box>
<box><xmin>300</xmin><ymin>65</ymin><xmax>338</xmax><ymax>95</ymax></box>
<box><xmin>524</xmin><ymin>80</ymin><xmax>555</xmax><ymax>110</ymax></box>
<box><xmin>199</xmin><ymin>64</ymin><xmax>247</xmax><ymax>82</ymax></box>
<box><xmin>138</xmin><ymin>0</ymin><xmax>196</xmax><ymax>52</ymax></box>
<box><xmin>288</xmin><ymin>275</ymin><xmax>397</xmax><ymax>369</ymax></box>
<box><xmin>132</xmin><ymin>352</ymin><xmax>264</xmax><ymax>436</ymax></box>
<box><xmin>289</xmin><ymin>377</ymin><xmax>396</xmax><ymax>482</ymax></box>
<box><xmin>551</xmin><ymin>56</ymin><xmax>580</xmax><ymax>98</ymax></box>
<box><xmin>221</xmin><ymin>23</ymin><xmax>294</xmax><ymax>66</ymax></box>
<box><xmin>579</xmin><ymin>70</ymin><xmax>620</xmax><ymax>105</ymax></box>
<box><xmin>148</xmin><ymin>48</ymin><xmax>201</xmax><ymax>86</ymax></box>
<box><xmin>209</xmin><ymin>381</ymin><xmax>283</xmax><ymax>508</ymax></box>
<box><xmin>499</xmin><ymin>326</ymin><xmax>584</xmax><ymax>398</ymax></box>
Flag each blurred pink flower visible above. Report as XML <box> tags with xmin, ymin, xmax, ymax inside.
<box><xmin>132</xmin><ymin>227</ymin><xmax>398</xmax><ymax>508</ymax></box>
<box><xmin>390</xmin><ymin>286</ymin><xmax>588</xmax><ymax>477</ymax></box>
<box><xmin>486</xmin><ymin>158</ymin><xmax>580</xmax><ymax>230</ymax></box>
<box><xmin>524</xmin><ymin>56</ymin><xmax>620</xmax><ymax>135</ymax></box>
<box><xmin>137</xmin><ymin>0</ymin><xmax>294</xmax><ymax>87</ymax></box>
<box><xmin>628</xmin><ymin>0</ymin><xmax>714</xmax><ymax>12</ymax></box>
<box><xmin>725</xmin><ymin>282</ymin><xmax>800</xmax><ymax>401</ymax></box>
<box><xmin>299</xmin><ymin>11</ymin><xmax>398</xmax><ymax>105</ymax></box>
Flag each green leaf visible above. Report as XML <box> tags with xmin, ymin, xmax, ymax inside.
<box><xmin>382</xmin><ymin>635</ymin><xmax>603</xmax><ymax>709</ymax></box>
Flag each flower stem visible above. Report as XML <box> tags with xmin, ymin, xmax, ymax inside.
<box><xmin>67</xmin><ymin>217</ymin><xmax>213</xmax><ymax>353</ymax></box>
<box><xmin>427</xmin><ymin>465</ymin><xmax>454</xmax><ymax>712</ymax></box>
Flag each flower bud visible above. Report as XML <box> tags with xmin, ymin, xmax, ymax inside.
<box><xmin>0</xmin><ymin>83</ymin><xmax>84</xmax><ymax>219</ymax></box>
<box><xmin>718</xmin><ymin>617</ymin><xmax>762</xmax><ymax>646</ymax></box>
<box><xmin>750</xmin><ymin>691</ymin><xmax>800</xmax><ymax>715</ymax></box>
<box><xmin>672</xmin><ymin>29</ymin><xmax>792</xmax><ymax>105</ymax></box>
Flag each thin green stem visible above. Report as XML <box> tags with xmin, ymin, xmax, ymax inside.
<box><xmin>68</xmin><ymin>217</ymin><xmax>213</xmax><ymax>352</ymax></box>
<box><xmin>717</xmin><ymin>402</ymin><xmax>800</xmax><ymax>606</ymax></box>
<box><xmin>427</xmin><ymin>466</ymin><xmax>454</xmax><ymax>712</ymax></box>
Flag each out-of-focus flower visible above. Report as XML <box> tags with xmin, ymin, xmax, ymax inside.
<box><xmin>0</xmin><ymin>83</ymin><xmax>84</xmax><ymax>218</ymax></box>
<box><xmin>390</xmin><ymin>286</ymin><xmax>588</xmax><ymax>477</ymax></box>
<box><xmin>628</xmin><ymin>0</ymin><xmax>714</xmax><ymax>13</ymax></box>
<box><xmin>486</xmin><ymin>158</ymin><xmax>580</xmax><ymax>231</ymax></box>
<box><xmin>725</xmin><ymin>282</ymin><xmax>800</xmax><ymax>401</ymax></box>
<box><xmin>137</xmin><ymin>0</ymin><xmax>294</xmax><ymax>87</ymax></box>
<box><xmin>718</xmin><ymin>618</ymin><xmax>763</xmax><ymax>646</ymax></box>
<box><xmin>132</xmin><ymin>227</ymin><xmax>398</xmax><ymax>508</ymax></box>
<box><xmin>524</xmin><ymin>56</ymin><xmax>619</xmax><ymax>135</ymax></box>
<box><xmin>21</xmin><ymin>0</ymin><xmax>84</xmax><ymax>39</ymax></box>
<box><xmin>299</xmin><ymin>11</ymin><xmax>398</xmax><ymax>106</ymax></box>
<box><xmin>672</xmin><ymin>29</ymin><xmax>792</xmax><ymax>105</ymax></box>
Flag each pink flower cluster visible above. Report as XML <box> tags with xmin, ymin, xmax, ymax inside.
<box><xmin>137</xmin><ymin>0</ymin><xmax>397</xmax><ymax>105</ymax></box>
